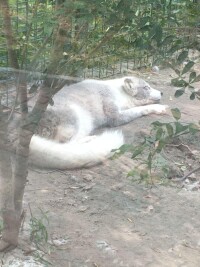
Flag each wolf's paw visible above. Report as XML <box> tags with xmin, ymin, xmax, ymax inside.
<box><xmin>152</xmin><ymin>104</ymin><xmax>169</xmax><ymax>114</ymax></box>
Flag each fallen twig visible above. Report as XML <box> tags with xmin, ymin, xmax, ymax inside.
<box><xmin>179</xmin><ymin>166</ymin><xmax>200</xmax><ymax>182</ymax></box>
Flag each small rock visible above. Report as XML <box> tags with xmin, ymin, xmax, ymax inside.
<box><xmin>96</xmin><ymin>240</ymin><xmax>117</xmax><ymax>256</ymax></box>
<box><xmin>83</xmin><ymin>174</ymin><xmax>93</xmax><ymax>181</ymax></box>
<box><xmin>96</xmin><ymin>240</ymin><xmax>109</xmax><ymax>249</ymax></box>
<box><xmin>152</xmin><ymin>66</ymin><xmax>159</xmax><ymax>73</ymax></box>
<box><xmin>82</xmin><ymin>183</ymin><xmax>95</xmax><ymax>191</ymax></box>
<box><xmin>70</xmin><ymin>175</ymin><xmax>79</xmax><ymax>182</ymax></box>
<box><xmin>77</xmin><ymin>205</ymin><xmax>89</xmax><ymax>212</ymax></box>
<box><xmin>183</xmin><ymin>181</ymin><xmax>200</xmax><ymax>191</ymax></box>
<box><xmin>147</xmin><ymin>205</ymin><xmax>154</xmax><ymax>212</ymax></box>
<box><xmin>51</xmin><ymin>238</ymin><xmax>70</xmax><ymax>246</ymax></box>
<box><xmin>111</xmin><ymin>183</ymin><xmax>124</xmax><ymax>191</ymax></box>
<box><xmin>123</xmin><ymin>191</ymin><xmax>137</xmax><ymax>200</ymax></box>
<box><xmin>188</xmin><ymin>173</ymin><xmax>197</xmax><ymax>181</ymax></box>
<box><xmin>67</xmin><ymin>199</ymin><xmax>76</xmax><ymax>206</ymax></box>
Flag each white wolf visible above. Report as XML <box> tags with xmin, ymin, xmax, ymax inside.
<box><xmin>30</xmin><ymin>76</ymin><xmax>167</xmax><ymax>169</ymax></box>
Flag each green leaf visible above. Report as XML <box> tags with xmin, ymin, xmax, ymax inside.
<box><xmin>189</xmin><ymin>71</ymin><xmax>196</xmax><ymax>83</ymax></box>
<box><xmin>189</xmin><ymin>123</ymin><xmax>200</xmax><ymax>134</ymax></box>
<box><xmin>139</xmin><ymin>16</ymin><xmax>150</xmax><ymax>28</ymax></box>
<box><xmin>195</xmin><ymin>74</ymin><xmax>200</xmax><ymax>83</ymax></box>
<box><xmin>151</xmin><ymin>24</ymin><xmax>162</xmax><ymax>45</ymax></box>
<box><xmin>190</xmin><ymin>92</ymin><xmax>195</xmax><ymax>100</ymax></box>
<box><xmin>161</xmin><ymin>35</ymin><xmax>174</xmax><ymax>46</ymax></box>
<box><xmin>171</xmin><ymin>78</ymin><xmax>188</xmax><ymax>87</ymax></box>
<box><xmin>174</xmin><ymin>69</ymin><xmax>180</xmax><ymax>76</ymax></box>
<box><xmin>174</xmin><ymin>89</ymin><xmax>185</xmax><ymax>97</ymax></box>
<box><xmin>156</xmin><ymin>128</ymin><xmax>164</xmax><ymax>140</ymax></box>
<box><xmin>156</xmin><ymin>139</ymin><xmax>166</xmax><ymax>153</ymax></box>
<box><xmin>147</xmin><ymin>152</ymin><xmax>152</xmax><ymax>169</ymax></box>
<box><xmin>127</xmin><ymin>169</ymin><xmax>139</xmax><ymax>178</ymax></box>
<box><xmin>171</xmin><ymin>108</ymin><xmax>181</xmax><ymax>120</ymax></box>
<box><xmin>181</xmin><ymin>61</ymin><xmax>194</xmax><ymax>75</ymax></box>
<box><xmin>131</xmin><ymin>145</ymin><xmax>146</xmax><ymax>159</ymax></box>
<box><xmin>177</xmin><ymin>50</ymin><xmax>188</xmax><ymax>64</ymax></box>
<box><xmin>151</xmin><ymin>121</ymin><xmax>165</xmax><ymax>127</ymax></box>
<box><xmin>119</xmin><ymin>144</ymin><xmax>133</xmax><ymax>153</ymax></box>
<box><xmin>168</xmin><ymin>44</ymin><xmax>180</xmax><ymax>54</ymax></box>
<box><xmin>175</xmin><ymin>122</ymin><xmax>189</xmax><ymax>134</ymax></box>
<box><xmin>166</xmin><ymin>124</ymin><xmax>174</xmax><ymax>137</ymax></box>
<box><xmin>111</xmin><ymin>144</ymin><xmax>133</xmax><ymax>155</ymax></box>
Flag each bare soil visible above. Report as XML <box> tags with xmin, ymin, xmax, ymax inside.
<box><xmin>1</xmin><ymin>68</ymin><xmax>200</xmax><ymax>267</ymax></box>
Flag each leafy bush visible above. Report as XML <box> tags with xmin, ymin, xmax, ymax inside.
<box><xmin>113</xmin><ymin>107</ymin><xmax>199</xmax><ymax>183</ymax></box>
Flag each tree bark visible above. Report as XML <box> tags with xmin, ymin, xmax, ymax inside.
<box><xmin>0</xmin><ymin>0</ymin><xmax>19</xmax><ymax>249</ymax></box>
<box><xmin>0</xmin><ymin>0</ymin><xmax>72</xmax><ymax>251</ymax></box>
<box><xmin>0</xmin><ymin>0</ymin><xmax>19</xmax><ymax>69</ymax></box>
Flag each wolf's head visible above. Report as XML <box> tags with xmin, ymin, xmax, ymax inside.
<box><xmin>122</xmin><ymin>77</ymin><xmax>162</xmax><ymax>106</ymax></box>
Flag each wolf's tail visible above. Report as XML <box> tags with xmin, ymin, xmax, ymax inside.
<box><xmin>29</xmin><ymin>131</ymin><xmax>124</xmax><ymax>169</ymax></box>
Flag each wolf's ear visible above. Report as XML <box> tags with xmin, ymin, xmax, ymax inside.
<box><xmin>122</xmin><ymin>78</ymin><xmax>137</xmax><ymax>96</ymax></box>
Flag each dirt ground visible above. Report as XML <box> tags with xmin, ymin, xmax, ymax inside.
<box><xmin>1</xmin><ymin>67</ymin><xmax>200</xmax><ymax>267</ymax></box>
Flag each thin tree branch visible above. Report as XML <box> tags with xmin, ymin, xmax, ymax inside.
<box><xmin>180</xmin><ymin>166</ymin><xmax>200</xmax><ymax>182</ymax></box>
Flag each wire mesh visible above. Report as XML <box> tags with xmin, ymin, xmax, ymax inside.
<box><xmin>1</xmin><ymin>1</ymin><xmax>199</xmax><ymax>75</ymax></box>
<box><xmin>0</xmin><ymin>0</ymin><xmax>199</xmax><ymax>108</ymax></box>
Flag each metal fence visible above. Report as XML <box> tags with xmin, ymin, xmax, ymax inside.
<box><xmin>0</xmin><ymin>0</ymin><xmax>199</xmax><ymax>81</ymax></box>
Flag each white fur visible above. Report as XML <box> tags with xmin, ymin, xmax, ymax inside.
<box><xmin>30</xmin><ymin>76</ymin><xmax>167</xmax><ymax>169</ymax></box>
<box><xmin>149</xmin><ymin>87</ymin><xmax>162</xmax><ymax>101</ymax></box>
<box><xmin>69</xmin><ymin>104</ymin><xmax>93</xmax><ymax>140</ymax></box>
<box><xmin>110</xmin><ymin>84</ymin><xmax>133</xmax><ymax>109</ymax></box>
<box><xmin>30</xmin><ymin>131</ymin><xmax>124</xmax><ymax>169</ymax></box>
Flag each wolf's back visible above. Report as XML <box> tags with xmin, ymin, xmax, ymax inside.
<box><xmin>29</xmin><ymin>131</ymin><xmax>124</xmax><ymax>169</ymax></box>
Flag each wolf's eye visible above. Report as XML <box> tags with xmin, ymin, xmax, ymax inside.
<box><xmin>144</xmin><ymin>86</ymin><xmax>150</xmax><ymax>91</ymax></box>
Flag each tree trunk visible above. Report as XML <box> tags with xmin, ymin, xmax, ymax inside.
<box><xmin>0</xmin><ymin>0</ymin><xmax>72</xmax><ymax>251</ymax></box>
<box><xmin>0</xmin><ymin>0</ymin><xmax>21</xmax><ymax>250</ymax></box>
<box><xmin>0</xmin><ymin>0</ymin><xmax>19</xmax><ymax>69</ymax></box>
